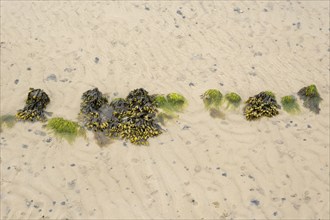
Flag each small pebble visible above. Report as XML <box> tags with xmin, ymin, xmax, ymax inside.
<box><xmin>189</xmin><ymin>82</ymin><xmax>195</xmax><ymax>87</ymax></box>
<box><xmin>45</xmin><ymin>74</ymin><xmax>57</xmax><ymax>82</ymax></box>
<box><xmin>14</xmin><ymin>79</ymin><xmax>19</xmax><ymax>84</ymax></box>
<box><xmin>22</xmin><ymin>144</ymin><xmax>28</xmax><ymax>149</ymax></box>
<box><xmin>251</xmin><ymin>199</ymin><xmax>260</xmax><ymax>206</ymax></box>
<box><xmin>45</xmin><ymin>138</ymin><xmax>52</xmax><ymax>143</ymax></box>
<box><xmin>60</xmin><ymin>201</ymin><xmax>66</xmax><ymax>205</ymax></box>
<box><xmin>94</xmin><ymin>57</ymin><xmax>99</xmax><ymax>64</ymax></box>
<box><xmin>182</xmin><ymin>125</ymin><xmax>190</xmax><ymax>130</ymax></box>
<box><xmin>27</xmin><ymin>67</ymin><xmax>31</xmax><ymax>71</ymax></box>
<box><xmin>307</xmin><ymin>124</ymin><xmax>312</xmax><ymax>128</ymax></box>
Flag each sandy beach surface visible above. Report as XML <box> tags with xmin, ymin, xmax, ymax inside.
<box><xmin>1</xmin><ymin>1</ymin><xmax>329</xmax><ymax>219</ymax></box>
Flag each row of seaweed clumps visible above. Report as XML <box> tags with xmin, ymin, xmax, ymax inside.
<box><xmin>1</xmin><ymin>85</ymin><xmax>322</xmax><ymax>144</ymax></box>
<box><xmin>199</xmin><ymin>85</ymin><xmax>322</xmax><ymax>121</ymax></box>
<box><xmin>79</xmin><ymin>88</ymin><xmax>163</xmax><ymax>145</ymax></box>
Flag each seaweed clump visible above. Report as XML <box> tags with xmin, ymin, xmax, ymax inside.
<box><xmin>297</xmin><ymin>84</ymin><xmax>322</xmax><ymax>114</ymax></box>
<box><xmin>244</xmin><ymin>91</ymin><xmax>280</xmax><ymax>120</ymax></box>
<box><xmin>0</xmin><ymin>115</ymin><xmax>16</xmax><ymax>132</ymax></box>
<box><xmin>154</xmin><ymin>93</ymin><xmax>188</xmax><ymax>125</ymax></box>
<box><xmin>154</xmin><ymin>93</ymin><xmax>188</xmax><ymax>113</ymax></box>
<box><xmin>80</xmin><ymin>88</ymin><xmax>162</xmax><ymax>145</ymax></box>
<box><xmin>47</xmin><ymin>117</ymin><xmax>85</xmax><ymax>143</ymax></box>
<box><xmin>224</xmin><ymin>92</ymin><xmax>242</xmax><ymax>109</ymax></box>
<box><xmin>201</xmin><ymin>89</ymin><xmax>222</xmax><ymax>110</ymax></box>
<box><xmin>16</xmin><ymin>88</ymin><xmax>50</xmax><ymax>122</ymax></box>
<box><xmin>281</xmin><ymin>95</ymin><xmax>300</xmax><ymax>114</ymax></box>
<box><xmin>201</xmin><ymin>89</ymin><xmax>224</xmax><ymax>119</ymax></box>
<box><xmin>108</xmin><ymin>88</ymin><xmax>162</xmax><ymax>145</ymax></box>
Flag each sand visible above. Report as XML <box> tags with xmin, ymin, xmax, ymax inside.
<box><xmin>0</xmin><ymin>1</ymin><xmax>329</xmax><ymax>219</ymax></box>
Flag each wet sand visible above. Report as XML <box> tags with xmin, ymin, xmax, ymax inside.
<box><xmin>1</xmin><ymin>1</ymin><xmax>329</xmax><ymax>219</ymax></box>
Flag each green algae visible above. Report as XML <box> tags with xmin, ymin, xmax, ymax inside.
<box><xmin>224</xmin><ymin>92</ymin><xmax>242</xmax><ymax>109</ymax></box>
<box><xmin>47</xmin><ymin>117</ymin><xmax>85</xmax><ymax>143</ymax></box>
<box><xmin>281</xmin><ymin>95</ymin><xmax>300</xmax><ymax>114</ymax></box>
<box><xmin>0</xmin><ymin>114</ymin><xmax>16</xmax><ymax>132</ymax></box>
<box><xmin>154</xmin><ymin>93</ymin><xmax>188</xmax><ymax>114</ymax></box>
<box><xmin>201</xmin><ymin>89</ymin><xmax>223</xmax><ymax>110</ymax></box>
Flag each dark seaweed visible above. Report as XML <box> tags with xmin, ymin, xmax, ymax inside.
<box><xmin>297</xmin><ymin>85</ymin><xmax>322</xmax><ymax>114</ymax></box>
<box><xmin>16</xmin><ymin>88</ymin><xmax>50</xmax><ymax>122</ymax></box>
<box><xmin>80</xmin><ymin>88</ymin><xmax>162</xmax><ymax>145</ymax></box>
<box><xmin>244</xmin><ymin>91</ymin><xmax>280</xmax><ymax>120</ymax></box>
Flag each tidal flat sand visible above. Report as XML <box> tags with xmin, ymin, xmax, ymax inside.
<box><xmin>0</xmin><ymin>1</ymin><xmax>329</xmax><ymax>219</ymax></box>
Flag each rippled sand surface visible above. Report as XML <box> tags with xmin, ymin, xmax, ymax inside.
<box><xmin>1</xmin><ymin>1</ymin><xmax>329</xmax><ymax>219</ymax></box>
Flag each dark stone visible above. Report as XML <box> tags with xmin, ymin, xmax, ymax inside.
<box><xmin>14</xmin><ymin>79</ymin><xmax>19</xmax><ymax>84</ymax></box>
<box><xmin>251</xmin><ymin>199</ymin><xmax>260</xmax><ymax>206</ymax></box>
<box><xmin>182</xmin><ymin>125</ymin><xmax>190</xmax><ymax>130</ymax></box>
<box><xmin>22</xmin><ymin>144</ymin><xmax>28</xmax><ymax>149</ymax></box>
<box><xmin>94</xmin><ymin>57</ymin><xmax>99</xmax><ymax>64</ymax></box>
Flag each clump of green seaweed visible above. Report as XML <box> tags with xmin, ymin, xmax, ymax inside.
<box><xmin>0</xmin><ymin>114</ymin><xmax>16</xmax><ymax>132</ymax></box>
<box><xmin>16</xmin><ymin>88</ymin><xmax>50</xmax><ymax>122</ymax></box>
<box><xmin>281</xmin><ymin>95</ymin><xmax>300</xmax><ymax>114</ymax></box>
<box><xmin>244</xmin><ymin>91</ymin><xmax>281</xmax><ymax>120</ymax></box>
<box><xmin>80</xmin><ymin>88</ymin><xmax>162</xmax><ymax>145</ymax></box>
<box><xmin>201</xmin><ymin>89</ymin><xmax>224</xmax><ymax>119</ymax></box>
<box><xmin>224</xmin><ymin>92</ymin><xmax>242</xmax><ymax>109</ymax></box>
<box><xmin>201</xmin><ymin>89</ymin><xmax>222</xmax><ymax>110</ymax></box>
<box><xmin>47</xmin><ymin>117</ymin><xmax>85</xmax><ymax>143</ymax></box>
<box><xmin>154</xmin><ymin>93</ymin><xmax>188</xmax><ymax>114</ymax></box>
<box><xmin>297</xmin><ymin>84</ymin><xmax>322</xmax><ymax>114</ymax></box>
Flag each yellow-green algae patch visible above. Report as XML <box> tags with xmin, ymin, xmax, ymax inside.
<box><xmin>224</xmin><ymin>92</ymin><xmax>242</xmax><ymax>109</ymax></box>
<box><xmin>281</xmin><ymin>95</ymin><xmax>300</xmax><ymax>114</ymax></box>
<box><xmin>0</xmin><ymin>114</ymin><xmax>16</xmax><ymax>132</ymax></box>
<box><xmin>154</xmin><ymin>93</ymin><xmax>188</xmax><ymax>114</ymax></box>
<box><xmin>47</xmin><ymin>117</ymin><xmax>85</xmax><ymax>143</ymax></box>
<box><xmin>201</xmin><ymin>89</ymin><xmax>223</xmax><ymax>110</ymax></box>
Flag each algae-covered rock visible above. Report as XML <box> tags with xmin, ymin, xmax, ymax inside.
<box><xmin>281</xmin><ymin>95</ymin><xmax>300</xmax><ymax>114</ymax></box>
<box><xmin>224</xmin><ymin>92</ymin><xmax>242</xmax><ymax>109</ymax></box>
<box><xmin>244</xmin><ymin>91</ymin><xmax>280</xmax><ymax>120</ymax></box>
<box><xmin>16</xmin><ymin>88</ymin><xmax>50</xmax><ymax>122</ymax></box>
<box><xmin>154</xmin><ymin>93</ymin><xmax>188</xmax><ymax>113</ymax></box>
<box><xmin>297</xmin><ymin>84</ymin><xmax>322</xmax><ymax>114</ymax></box>
<box><xmin>0</xmin><ymin>114</ymin><xmax>16</xmax><ymax>132</ymax></box>
<box><xmin>47</xmin><ymin>117</ymin><xmax>85</xmax><ymax>143</ymax></box>
<box><xmin>201</xmin><ymin>89</ymin><xmax>222</xmax><ymax>110</ymax></box>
